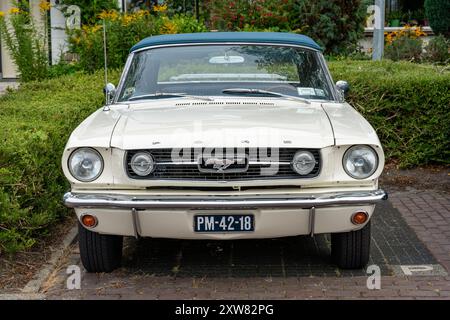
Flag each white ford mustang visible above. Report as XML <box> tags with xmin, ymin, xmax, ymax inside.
<box><xmin>62</xmin><ymin>32</ymin><xmax>387</xmax><ymax>272</ymax></box>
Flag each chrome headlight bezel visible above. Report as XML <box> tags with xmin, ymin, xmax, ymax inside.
<box><xmin>342</xmin><ymin>145</ymin><xmax>379</xmax><ymax>179</ymax></box>
<box><xmin>68</xmin><ymin>147</ymin><xmax>104</xmax><ymax>182</ymax></box>
<box><xmin>130</xmin><ymin>151</ymin><xmax>155</xmax><ymax>176</ymax></box>
<box><xmin>291</xmin><ymin>150</ymin><xmax>317</xmax><ymax>176</ymax></box>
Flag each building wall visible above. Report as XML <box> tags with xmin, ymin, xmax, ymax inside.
<box><xmin>0</xmin><ymin>0</ymin><xmax>18</xmax><ymax>79</ymax></box>
<box><xmin>50</xmin><ymin>0</ymin><xmax>69</xmax><ymax>64</ymax></box>
<box><xmin>359</xmin><ymin>26</ymin><xmax>434</xmax><ymax>53</ymax></box>
<box><xmin>0</xmin><ymin>0</ymin><xmax>45</xmax><ymax>79</ymax></box>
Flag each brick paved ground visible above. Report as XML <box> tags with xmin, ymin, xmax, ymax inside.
<box><xmin>43</xmin><ymin>188</ymin><xmax>450</xmax><ymax>299</ymax></box>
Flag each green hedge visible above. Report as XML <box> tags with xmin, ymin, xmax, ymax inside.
<box><xmin>0</xmin><ymin>61</ymin><xmax>449</xmax><ymax>253</ymax></box>
<box><xmin>328</xmin><ymin>60</ymin><xmax>450</xmax><ymax>167</ymax></box>
<box><xmin>0</xmin><ymin>70</ymin><xmax>119</xmax><ymax>254</ymax></box>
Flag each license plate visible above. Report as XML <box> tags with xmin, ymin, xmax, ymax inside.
<box><xmin>194</xmin><ymin>215</ymin><xmax>254</xmax><ymax>232</ymax></box>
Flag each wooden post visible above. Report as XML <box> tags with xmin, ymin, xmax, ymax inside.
<box><xmin>372</xmin><ymin>0</ymin><xmax>385</xmax><ymax>60</ymax></box>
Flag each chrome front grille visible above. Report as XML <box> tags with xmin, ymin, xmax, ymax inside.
<box><xmin>125</xmin><ymin>148</ymin><xmax>321</xmax><ymax>181</ymax></box>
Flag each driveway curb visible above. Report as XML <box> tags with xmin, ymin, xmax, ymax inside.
<box><xmin>21</xmin><ymin>224</ymin><xmax>78</xmax><ymax>294</ymax></box>
<box><xmin>0</xmin><ymin>293</ymin><xmax>46</xmax><ymax>300</ymax></box>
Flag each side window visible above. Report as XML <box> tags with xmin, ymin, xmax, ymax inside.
<box><xmin>121</xmin><ymin>54</ymin><xmax>145</xmax><ymax>99</ymax></box>
<box><xmin>295</xmin><ymin>52</ymin><xmax>332</xmax><ymax>99</ymax></box>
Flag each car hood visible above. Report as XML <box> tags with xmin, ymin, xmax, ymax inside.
<box><xmin>110</xmin><ymin>98</ymin><xmax>335</xmax><ymax>149</ymax></box>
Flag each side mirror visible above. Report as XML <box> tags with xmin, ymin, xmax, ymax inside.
<box><xmin>336</xmin><ymin>80</ymin><xmax>350</xmax><ymax>100</ymax></box>
<box><xmin>103</xmin><ymin>83</ymin><xmax>116</xmax><ymax>105</ymax></box>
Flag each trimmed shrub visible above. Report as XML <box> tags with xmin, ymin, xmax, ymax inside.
<box><xmin>0</xmin><ymin>70</ymin><xmax>119</xmax><ymax>254</ymax></box>
<box><xmin>0</xmin><ymin>61</ymin><xmax>448</xmax><ymax>253</ymax></box>
<box><xmin>329</xmin><ymin>60</ymin><xmax>450</xmax><ymax>166</ymax></box>
<box><xmin>424</xmin><ymin>0</ymin><xmax>450</xmax><ymax>37</ymax></box>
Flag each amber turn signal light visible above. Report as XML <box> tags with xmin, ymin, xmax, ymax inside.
<box><xmin>81</xmin><ymin>214</ymin><xmax>98</xmax><ymax>228</ymax></box>
<box><xmin>351</xmin><ymin>211</ymin><xmax>368</xmax><ymax>225</ymax></box>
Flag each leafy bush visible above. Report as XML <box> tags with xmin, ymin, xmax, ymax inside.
<box><xmin>209</xmin><ymin>0</ymin><xmax>366</xmax><ymax>55</ymax></box>
<box><xmin>289</xmin><ymin>0</ymin><xmax>366</xmax><ymax>55</ymax></box>
<box><xmin>166</xmin><ymin>0</ymin><xmax>211</xmax><ymax>22</ymax></box>
<box><xmin>0</xmin><ymin>1</ymin><xmax>50</xmax><ymax>82</ymax></box>
<box><xmin>329</xmin><ymin>60</ymin><xmax>450</xmax><ymax>166</ymax></box>
<box><xmin>424</xmin><ymin>0</ymin><xmax>450</xmax><ymax>37</ymax></box>
<box><xmin>1</xmin><ymin>61</ymin><xmax>448</xmax><ymax>253</ymax></box>
<box><xmin>384</xmin><ymin>25</ymin><xmax>426</xmax><ymax>62</ymax></box>
<box><xmin>47</xmin><ymin>60</ymin><xmax>82</xmax><ymax>79</ymax></box>
<box><xmin>59</xmin><ymin>0</ymin><xmax>119</xmax><ymax>24</ymax></box>
<box><xmin>210</xmin><ymin>0</ymin><xmax>292</xmax><ymax>31</ymax></box>
<box><xmin>68</xmin><ymin>9</ymin><xmax>207</xmax><ymax>72</ymax></box>
<box><xmin>385</xmin><ymin>36</ymin><xmax>423</xmax><ymax>62</ymax></box>
<box><xmin>424</xmin><ymin>35</ymin><xmax>450</xmax><ymax>64</ymax></box>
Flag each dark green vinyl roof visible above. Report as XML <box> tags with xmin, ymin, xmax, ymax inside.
<box><xmin>130</xmin><ymin>32</ymin><xmax>322</xmax><ymax>52</ymax></box>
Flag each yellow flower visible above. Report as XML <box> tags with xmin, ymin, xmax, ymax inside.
<box><xmin>72</xmin><ymin>36</ymin><xmax>81</xmax><ymax>45</ymax></box>
<box><xmin>122</xmin><ymin>14</ymin><xmax>133</xmax><ymax>26</ymax></box>
<box><xmin>385</xmin><ymin>25</ymin><xmax>427</xmax><ymax>45</ymax></box>
<box><xmin>162</xmin><ymin>19</ymin><xmax>177</xmax><ymax>34</ymax></box>
<box><xmin>413</xmin><ymin>27</ymin><xmax>426</xmax><ymax>37</ymax></box>
<box><xmin>153</xmin><ymin>4</ymin><xmax>168</xmax><ymax>12</ymax></box>
<box><xmin>98</xmin><ymin>10</ymin><xmax>109</xmax><ymax>20</ymax></box>
<box><xmin>135</xmin><ymin>9</ymin><xmax>149</xmax><ymax>17</ymax></box>
<box><xmin>91</xmin><ymin>25</ymin><xmax>101</xmax><ymax>33</ymax></box>
<box><xmin>98</xmin><ymin>10</ymin><xmax>119</xmax><ymax>20</ymax></box>
<box><xmin>39</xmin><ymin>0</ymin><xmax>51</xmax><ymax>12</ymax></box>
<box><xmin>9</xmin><ymin>7</ymin><xmax>20</xmax><ymax>14</ymax></box>
<box><xmin>0</xmin><ymin>11</ymin><xmax>4</xmax><ymax>17</ymax></box>
<box><xmin>109</xmin><ymin>10</ymin><xmax>119</xmax><ymax>20</ymax></box>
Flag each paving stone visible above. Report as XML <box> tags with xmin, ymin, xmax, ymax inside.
<box><xmin>43</xmin><ymin>189</ymin><xmax>450</xmax><ymax>300</ymax></box>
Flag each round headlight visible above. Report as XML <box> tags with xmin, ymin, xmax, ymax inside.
<box><xmin>68</xmin><ymin>148</ymin><xmax>104</xmax><ymax>182</ymax></box>
<box><xmin>291</xmin><ymin>151</ymin><xmax>317</xmax><ymax>175</ymax></box>
<box><xmin>343</xmin><ymin>145</ymin><xmax>378</xmax><ymax>179</ymax></box>
<box><xmin>130</xmin><ymin>152</ymin><xmax>154</xmax><ymax>176</ymax></box>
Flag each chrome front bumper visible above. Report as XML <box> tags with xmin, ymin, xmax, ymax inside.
<box><xmin>63</xmin><ymin>189</ymin><xmax>388</xmax><ymax>210</ymax></box>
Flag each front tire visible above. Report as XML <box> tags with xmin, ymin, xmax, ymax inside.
<box><xmin>331</xmin><ymin>221</ymin><xmax>371</xmax><ymax>269</ymax></box>
<box><xmin>78</xmin><ymin>222</ymin><xmax>123</xmax><ymax>273</ymax></box>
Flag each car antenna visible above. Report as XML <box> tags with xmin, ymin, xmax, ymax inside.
<box><xmin>103</xmin><ymin>19</ymin><xmax>110</xmax><ymax>111</ymax></box>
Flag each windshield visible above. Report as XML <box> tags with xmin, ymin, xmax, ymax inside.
<box><xmin>118</xmin><ymin>44</ymin><xmax>334</xmax><ymax>102</ymax></box>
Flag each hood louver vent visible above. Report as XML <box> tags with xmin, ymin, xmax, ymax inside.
<box><xmin>175</xmin><ymin>101</ymin><xmax>275</xmax><ymax>107</ymax></box>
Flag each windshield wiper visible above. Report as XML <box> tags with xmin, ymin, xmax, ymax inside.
<box><xmin>128</xmin><ymin>92</ymin><xmax>213</xmax><ymax>101</ymax></box>
<box><xmin>222</xmin><ymin>88</ymin><xmax>310</xmax><ymax>104</ymax></box>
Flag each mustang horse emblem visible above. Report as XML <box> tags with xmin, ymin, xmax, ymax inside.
<box><xmin>204</xmin><ymin>158</ymin><xmax>236</xmax><ymax>172</ymax></box>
